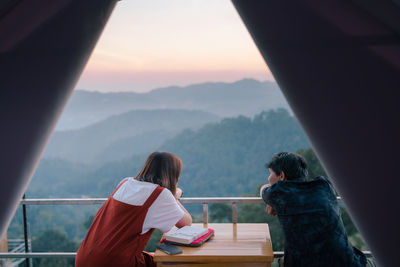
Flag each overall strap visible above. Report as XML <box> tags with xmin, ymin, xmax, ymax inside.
<box><xmin>110</xmin><ymin>178</ymin><xmax>128</xmax><ymax>197</ymax></box>
<box><xmin>142</xmin><ymin>186</ymin><xmax>164</xmax><ymax>209</ymax></box>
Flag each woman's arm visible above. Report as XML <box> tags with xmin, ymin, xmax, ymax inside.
<box><xmin>175</xmin><ymin>200</ymin><xmax>192</xmax><ymax>228</ymax></box>
<box><xmin>174</xmin><ymin>188</ymin><xmax>192</xmax><ymax>228</ymax></box>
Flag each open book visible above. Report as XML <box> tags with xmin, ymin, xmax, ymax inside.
<box><xmin>164</xmin><ymin>226</ymin><xmax>209</xmax><ymax>244</ymax></box>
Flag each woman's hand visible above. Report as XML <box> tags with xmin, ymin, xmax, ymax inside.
<box><xmin>175</xmin><ymin>188</ymin><xmax>183</xmax><ymax>200</ymax></box>
<box><xmin>175</xmin><ymin>189</ymin><xmax>192</xmax><ymax>228</ymax></box>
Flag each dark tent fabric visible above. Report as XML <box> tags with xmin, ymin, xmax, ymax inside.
<box><xmin>232</xmin><ymin>1</ymin><xmax>400</xmax><ymax>266</ymax></box>
<box><xmin>0</xmin><ymin>0</ymin><xmax>118</xmax><ymax>240</ymax></box>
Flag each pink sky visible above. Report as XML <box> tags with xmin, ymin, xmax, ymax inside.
<box><xmin>75</xmin><ymin>0</ymin><xmax>273</xmax><ymax>93</ymax></box>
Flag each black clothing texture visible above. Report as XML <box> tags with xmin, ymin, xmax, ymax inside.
<box><xmin>262</xmin><ymin>177</ymin><xmax>367</xmax><ymax>267</ymax></box>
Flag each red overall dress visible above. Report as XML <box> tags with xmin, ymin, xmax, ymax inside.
<box><xmin>75</xmin><ymin>180</ymin><xmax>163</xmax><ymax>267</ymax></box>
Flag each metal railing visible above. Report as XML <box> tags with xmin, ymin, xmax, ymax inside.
<box><xmin>19</xmin><ymin>197</ymin><xmax>267</xmax><ymax>224</ymax></box>
<box><xmin>6</xmin><ymin>239</ymin><xmax>32</xmax><ymax>266</ymax></box>
<box><xmin>18</xmin><ymin>196</ymin><xmax>343</xmax><ymax>224</ymax></box>
<box><xmin>0</xmin><ymin>196</ymin><xmax>373</xmax><ymax>260</ymax></box>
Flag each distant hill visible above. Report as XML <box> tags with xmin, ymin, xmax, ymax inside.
<box><xmin>44</xmin><ymin>109</ymin><xmax>220</xmax><ymax>163</ymax></box>
<box><xmin>36</xmin><ymin>109</ymin><xmax>309</xmax><ymax>198</ymax></box>
<box><xmin>57</xmin><ymin>79</ymin><xmax>289</xmax><ymax>130</ymax></box>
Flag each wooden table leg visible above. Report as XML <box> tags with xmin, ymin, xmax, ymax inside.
<box><xmin>0</xmin><ymin>234</ymin><xmax>8</xmax><ymax>267</ymax></box>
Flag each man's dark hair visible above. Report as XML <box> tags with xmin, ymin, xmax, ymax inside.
<box><xmin>266</xmin><ymin>152</ymin><xmax>308</xmax><ymax>180</ymax></box>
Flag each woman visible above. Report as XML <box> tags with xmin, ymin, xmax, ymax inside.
<box><xmin>75</xmin><ymin>151</ymin><xmax>192</xmax><ymax>267</ymax></box>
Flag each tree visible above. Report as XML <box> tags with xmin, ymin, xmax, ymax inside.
<box><xmin>32</xmin><ymin>229</ymin><xmax>77</xmax><ymax>267</ymax></box>
<box><xmin>210</xmin><ymin>204</ymin><xmax>232</xmax><ymax>223</ymax></box>
<box><xmin>296</xmin><ymin>148</ymin><xmax>327</xmax><ymax>179</ymax></box>
<box><xmin>238</xmin><ymin>203</ymin><xmax>284</xmax><ymax>251</ymax></box>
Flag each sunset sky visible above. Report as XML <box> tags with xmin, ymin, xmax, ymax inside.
<box><xmin>75</xmin><ymin>0</ymin><xmax>274</xmax><ymax>93</ymax></box>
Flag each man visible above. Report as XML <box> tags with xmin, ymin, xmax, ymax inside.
<box><xmin>260</xmin><ymin>152</ymin><xmax>373</xmax><ymax>267</ymax></box>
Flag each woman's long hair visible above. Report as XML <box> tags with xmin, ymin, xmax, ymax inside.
<box><xmin>135</xmin><ymin>151</ymin><xmax>182</xmax><ymax>195</ymax></box>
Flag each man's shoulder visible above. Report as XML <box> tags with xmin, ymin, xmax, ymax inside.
<box><xmin>266</xmin><ymin>177</ymin><xmax>331</xmax><ymax>190</ymax></box>
<box><xmin>264</xmin><ymin>177</ymin><xmax>334</xmax><ymax>199</ymax></box>
<box><xmin>312</xmin><ymin>176</ymin><xmax>338</xmax><ymax>195</ymax></box>
<box><xmin>313</xmin><ymin>176</ymin><xmax>330</xmax><ymax>183</ymax></box>
<box><xmin>263</xmin><ymin>182</ymin><xmax>282</xmax><ymax>196</ymax></box>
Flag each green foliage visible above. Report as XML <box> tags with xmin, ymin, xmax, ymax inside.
<box><xmin>162</xmin><ymin>109</ymin><xmax>309</xmax><ymax>197</ymax></box>
<box><xmin>83</xmin><ymin>214</ymin><xmax>95</xmax><ymax>230</ymax></box>
<box><xmin>296</xmin><ymin>147</ymin><xmax>328</xmax><ymax>179</ymax></box>
<box><xmin>238</xmin><ymin>203</ymin><xmax>284</xmax><ymax>251</ymax></box>
<box><xmin>37</xmin><ymin>258</ymin><xmax>72</xmax><ymax>267</ymax></box>
<box><xmin>341</xmin><ymin>207</ymin><xmax>368</xmax><ymax>250</ymax></box>
<box><xmin>32</xmin><ymin>229</ymin><xmax>77</xmax><ymax>267</ymax></box>
<box><xmin>210</xmin><ymin>204</ymin><xmax>232</xmax><ymax>223</ymax></box>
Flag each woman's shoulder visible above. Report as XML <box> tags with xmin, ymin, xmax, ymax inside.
<box><xmin>117</xmin><ymin>177</ymin><xmax>130</xmax><ymax>185</ymax></box>
<box><xmin>113</xmin><ymin>177</ymin><xmax>160</xmax><ymax>205</ymax></box>
<box><xmin>155</xmin><ymin>187</ymin><xmax>176</xmax><ymax>202</ymax></box>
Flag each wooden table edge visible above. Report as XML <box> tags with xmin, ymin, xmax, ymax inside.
<box><xmin>154</xmin><ymin>255</ymin><xmax>274</xmax><ymax>263</ymax></box>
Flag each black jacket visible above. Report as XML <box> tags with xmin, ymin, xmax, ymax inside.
<box><xmin>262</xmin><ymin>177</ymin><xmax>366</xmax><ymax>267</ymax></box>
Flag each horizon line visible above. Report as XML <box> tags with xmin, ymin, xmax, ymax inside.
<box><xmin>74</xmin><ymin>77</ymin><xmax>277</xmax><ymax>94</ymax></box>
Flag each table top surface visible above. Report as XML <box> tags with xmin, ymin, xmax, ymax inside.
<box><xmin>154</xmin><ymin>223</ymin><xmax>274</xmax><ymax>263</ymax></box>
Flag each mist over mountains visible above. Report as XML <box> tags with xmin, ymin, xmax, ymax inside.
<box><xmin>32</xmin><ymin>109</ymin><xmax>308</xmax><ymax>199</ymax></box>
<box><xmin>57</xmin><ymin>79</ymin><xmax>289</xmax><ymax>131</ymax></box>
<box><xmin>44</xmin><ymin>78</ymin><xmax>290</xmax><ymax>164</ymax></box>
<box><xmin>45</xmin><ymin>109</ymin><xmax>220</xmax><ymax>163</ymax></box>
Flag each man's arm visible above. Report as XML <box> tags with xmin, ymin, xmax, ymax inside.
<box><xmin>266</xmin><ymin>205</ymin><xmax>276</xmax><ymax>216</ymax></box>
<box><xmin>259</xmin><ymin>183</ymin><xmax>270</xmax><ymax>197</ymax></box>
<box><xmin>260</xmin><ymin>184</ymin><xmax>277</xmax><ymax>216</ymax></box>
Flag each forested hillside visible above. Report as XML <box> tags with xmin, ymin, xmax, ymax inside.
<box><xmin>29</xmin><ymin>109</ymin><xmax>308</xmax><ymax>198</ymax></box>
<box><xmin>161</xmin><ymin>108</ymin><xmax>309</xmax><ymax>196</ymax></box>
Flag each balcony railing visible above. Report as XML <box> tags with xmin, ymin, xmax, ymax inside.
<box><xmin>0</xmin><ymin>196</ymin><xmax>372</xmax><ymax>261</ymax></box>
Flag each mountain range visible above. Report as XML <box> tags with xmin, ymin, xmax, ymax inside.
<box><xmin>57</xmin><ymin>79</ymin><xmax>289</xmax><ymax>131</ymax></box>
<box><xmin>44</xmin><ymin>109</ymin><xmax>220</xmax><ymax>163</ymax></box>
<box><xmin>32</xmin><ymin>109</ymin><xmax>309</xmax><ymax>198</ymax></box>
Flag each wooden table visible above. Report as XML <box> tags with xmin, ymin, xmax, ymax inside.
<box><xmin>154</xmin><ymin>223</ymin><xmax>274</xmax><ymax>267</ymax></box>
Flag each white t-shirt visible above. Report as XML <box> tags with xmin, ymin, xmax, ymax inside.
<box><xmin>112</xmin><ymin>177</ymin><xmax>184</xmax><ymax>234</ymax></box>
